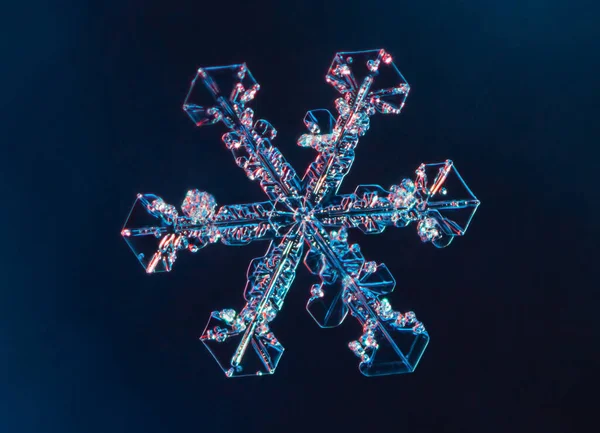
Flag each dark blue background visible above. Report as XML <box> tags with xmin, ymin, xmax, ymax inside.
<box><xmin>3</xmin><ymin>1</ymin><xmax>597</xmax><ymax>432</ymax></box>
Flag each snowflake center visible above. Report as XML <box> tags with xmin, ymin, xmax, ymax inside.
<box><xmin>293</xmin><ymin>206</ymin><xmax>314</xmax><ymax>224</ymax></box>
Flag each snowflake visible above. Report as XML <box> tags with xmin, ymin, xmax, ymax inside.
<box><xmin>121</xmin><ymin>49</ymin><xmax>480</xmax><ymax>377</ymax></box>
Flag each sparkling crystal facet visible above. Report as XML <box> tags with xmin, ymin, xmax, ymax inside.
<box><xmin>181</xmin><ymin>189</ymin><xmax>217</xmax><ymax>223</ymax></box>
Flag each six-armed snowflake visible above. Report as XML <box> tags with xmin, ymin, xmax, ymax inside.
<box><xmin>121</xmin><ymin>49</ymin><xmax>480</xmax><ymax>377</ymax></box>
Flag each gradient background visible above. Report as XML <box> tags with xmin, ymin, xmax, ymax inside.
<box><xmin>3</xmin><ymin>1</ymin><xmax>598</xmax><ymax>432</ymax></box>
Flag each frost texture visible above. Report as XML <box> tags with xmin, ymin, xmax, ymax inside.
<box><xmin>121</xmin><ymin>49</ymin><xmax>481</xmax><ymax>377</ymax></box>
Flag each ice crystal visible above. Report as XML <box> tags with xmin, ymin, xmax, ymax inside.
<box><xmin>121</xmin><ymin>49</ymin><xmax>480</xmax><ymax>377</ymax></box>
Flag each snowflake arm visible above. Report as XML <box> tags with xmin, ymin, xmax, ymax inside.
<box><xmin>315</xmin><ymin>160</ymin><xmax>481</xmax><ymax>247</ymax></box>
<box><xmin>121</xmin><ymin>192</ymin><xmax>293</xmax><ymax>273</ymax></box>
<box><xmin>304</xmin><ymin>222</ymin><xmax>428</xmax><ymax>375</ymax></box>
<box><xmin>183</xmin><ymin>64</ymin><xmax>303</xmax><ymax>210</ymax></box>
<box><xmin>301</xmin><ymin>49</ymin><xmax>410</xmax><ymax>206</ymax></box>
<box><xmin>199</xmin><ymin>225</ymin><xmax>304</xmax><ymax>377</ymax></box>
